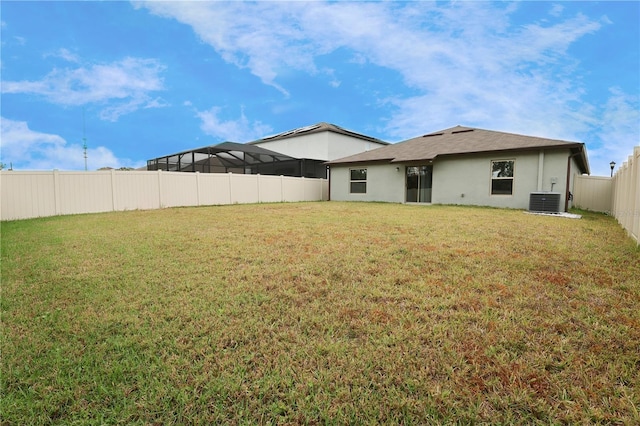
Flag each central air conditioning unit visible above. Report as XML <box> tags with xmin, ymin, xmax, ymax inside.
<box><xmin>529</xmin><ymin>192</ymin><xmax>562</xmax><ymax>213</ymax></box>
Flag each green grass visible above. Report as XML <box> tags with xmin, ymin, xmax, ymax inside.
<box><xmin>2</xmin><ymin>202</ymin><xmax>639</xmax><ymax>424</ymax></box>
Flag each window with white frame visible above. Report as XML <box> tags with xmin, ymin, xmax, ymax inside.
<box><xmin>491</xmin><ymin>160</ymin><xmax>514</xmax><ymax>195</ymax></box>
<box><xmin>350</xmin><ymin>168</ymin><xmax>367</xmax><ymax>193</ymax></box>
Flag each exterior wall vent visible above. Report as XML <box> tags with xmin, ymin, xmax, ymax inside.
<box><xmin>529</xmin><ymin>192</ymin><xmax>562</xmax><ymax>213</ymax></box>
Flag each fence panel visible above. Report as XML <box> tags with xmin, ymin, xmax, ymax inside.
<box><xmin>1</xmin><ymin>170</ymin><xmax>328</xmax><ymax>221</ymax></box>
<box><xmin>211</xmin><ymin>174</ymin><xmax>234</xmax><ymax>205</ymax></box>
<box><xmin>230</xmin><ymin>174</ymin><xmax>259</xmax><ymax>204</ymax></box>
<box><xmin>305</xmin><ymin>178</ymin><xmax>326</xmax><ymax>202</ymax></box>
<box><xmin>258</xmin><ymin>175</ymin><xmax>284</xmax><ymax>203</ymax></box>
<box><xmin>612</xmin><ymin>146</ymin><xmax>639</xmax><ymax>244</ymax></box>
<box><xmin>160</xmin><ymin>172</ymin><xmax>199</xmax><ymax>208</ymax></box>
<box><xmin>58</xmin><ymin>172</ymin><xmax>113</xmax><ymax>215</ymax></box>
<box><xmin>113</xmin><ymin>171</ymin><xmax>161</xmax><ymax>211</ymax></box>
<box><xmin>282</xmin><ymin>177</ymin><xmax>305</xmax><ymax>202</ymax></box>
<box><xmin>196</xmin><ymin>173</ymin><xmax>224</xmax><ymax>205</ymax></box>
<box><xmin>573</xmin><ymin>175</ymin><xmax>612</xmax><ymax>213</ymax></box>
<box><xmin>1</xmin><ymin>172</ymin><xmax>57</xmax><ymax>220</ymax></box>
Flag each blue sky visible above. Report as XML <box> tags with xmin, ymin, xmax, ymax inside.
<box><xmin>1</xmin><ymin>1</ymin><xmax>638</xmax><ymax>176</ymax></box>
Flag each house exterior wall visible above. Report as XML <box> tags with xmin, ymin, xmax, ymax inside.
<box><xmin>330</xmin><ymin>163</ymin><xmax>405</xmax><ymax>203</ymax></box>
<box><xmin>326</xmin><ymin>133</ymin><xmax>387</xmax><ymax>161</ymax></box>
<box><xmin>253</xmin><ymin>132</ymin><xmax>387</xmax><ymax>161</ymax></box>
<box><xmin>330</xmin><ymin>148</ymin><xmax>576</xmax><ymax>210</ymax></box>
<box><xmin>432</xmin><ymin>150</ymin><xmax>570</xmax><ymax>209</ymax></box>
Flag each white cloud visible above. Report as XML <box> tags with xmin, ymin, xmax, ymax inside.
<box><xmin>137</xmin><ymin>2</ymin><xmax>604</xmax><ymax>132</ymax></box>
<box><xmin>137</xmin><ymin>1</ymin><xmax>327</xmax><ymax>96</ymax></box>
<box><xmin>0</xmin><ymin>117</ymin><xmax>143</xmax><ymax>170</ymax></box>
<box><xmin>1</xmin><ymin>57</ymin><xmax>167</xmax><ymax>121</ymax></box>
<box><xmin>44</xmin><ymin>48</ymin><xmax>80</xmax><ymax>63</ymax></box>
<box><xmin>588</xmin><ymin>88</ymin><xmax>640</xmax><ymax>176</ymax></box>
<box><xmin>196</xmin><ymin>106</ymin><xmax>273</xmax><ymax>142</ymax></box>
<box><xmin>138</xmin><ymin>1</ymin><xmax>636</xmax><ymax>175</ymax></box>
<box><xmin>550</xmin><ymin>4</ymin><xmax>565</xmax><ymax>18</ymax></box>
<box><xmin>98</xmin><ymin>96</ymin><xmax>170</xmax><ymax>122</ymax></box>
<box><xmin>0</xmin><ymin>117</ymin><xmax>65</xmax><ymax>160</ymax></box>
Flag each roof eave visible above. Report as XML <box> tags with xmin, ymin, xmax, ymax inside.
<box><xmin>573</xmin><ymin>144</ymin><xmax>590</xmax><ymax>175</ymax></box>
<box><xmin>326</xmin><ymin>158</ymin><xmax>395</xmax><ymax>166</ymax></box>
<box><xmin>329</xmin><ymin>143</ymin><xmax>590</xmax><ymax>169</ymax></box>
<box><xmin>389</xmin><ymin>157</ymin><xmax>434</xmax><ymax>164</ymax></box>
<box><xmin>443</xmin><ymin>144</ymin><xmax>582</xmax><ymax>157</ymax></box>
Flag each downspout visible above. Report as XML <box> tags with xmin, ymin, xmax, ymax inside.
<box><xmin>327</xmin><ymin>165</ymin><xmax>331</xmax><ymax>201</ymax></box>
<box><xmin>565</xmin><ymin>152</ymin><xmax>580</xmax><ymax>212</ymax></box>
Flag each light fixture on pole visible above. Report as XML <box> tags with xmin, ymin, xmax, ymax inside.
<box><xmin>610</xmin><ymin>161</ymin><xmax>616</xmax><ymax>177</ymax></box>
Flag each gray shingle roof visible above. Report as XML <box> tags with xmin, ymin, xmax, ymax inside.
<box><xmin>328</xmin><ymin>126</ymin><xmax>590</xmax><ymax>174</ymax></box>
<box><xmin>249</xmin><ymin>122</ymin><xmax>389</xmax><ymax>145</ymax></box>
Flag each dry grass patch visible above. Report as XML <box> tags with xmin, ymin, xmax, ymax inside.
<box><xmin>2</xmin><ymin>202</ymin><xmax>639</xmax><ymax>424</ymax></box>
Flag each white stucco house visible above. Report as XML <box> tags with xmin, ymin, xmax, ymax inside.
<box><xmin>327</xmin><ymin>126</ymin><xmax>590</xmax><ymax>212</ymax></box>
<box><xmin>249</xmin><ymin>122</ymin><xmax>389</xmax><ymax>162</ymax></box>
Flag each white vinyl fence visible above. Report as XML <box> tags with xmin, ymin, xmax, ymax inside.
<box><xmin>0</xmin><ymin>170</ymin><xmax>329</xmax><ymax>221</ymax></box>
<box><xmin>573</xmin><ymin>175</ymin><xmax>613</xmax><ymax>214</ymax></box>
<box><xmin>611</xmin><ymin>146</ymin><xmax>640</xmax><ymax>244</ymax></box>
<box><xmin>574</xmin><ymin>146</ymin><xmax>640</xmax><ymax>244</ymax></box>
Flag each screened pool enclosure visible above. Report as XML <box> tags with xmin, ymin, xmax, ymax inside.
<box><xmin>147</xmin><ymin>142</ymin><xmax>327</xmax><ymax>178</ymax></box>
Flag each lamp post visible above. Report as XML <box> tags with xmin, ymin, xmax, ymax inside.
<box><xmin>610</xmin><ymin>161</ymin><xmax>616</xmax><ymax>177</ymax></box>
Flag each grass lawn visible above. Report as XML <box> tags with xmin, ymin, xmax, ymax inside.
<box><xmin>1</xmin><ymin>202</ymin><xmax>639</xmax><ymax>424</ymax></box>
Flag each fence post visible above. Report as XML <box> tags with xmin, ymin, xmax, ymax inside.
<box><xmin>110</xmin><ymin>169</ymin><xmax>117</xmax><ymax>212</ymax></box>
<box><xmin>53</xmin><ymin>169</ymin><xmax>61</xmax><ymax>216</ymax></box>
<box><xmin>157</xmin><ymin>170</ymin><xmax>163</xmax><ymax>208</ymax></box>
<box><xmin>280</xmin><ymin>175</ymin><xmax>285</xmax><ymax>202</ymax></box>
<box><xmin>256</xmin><ymin>173</ymin><xmax>262</xmax><ymax>204</ymax></box>
<box><xmin>195</xmin><ymin>172</ymin><xmax>201</xmax><ymax>206</ymax></box>
<box><xmin>632</xmin><ymin>151</ymin><xmax>637</xmax><ymax>226</ymax></box>
<box><xmin>228</xmin><ymin>172</ymin><xmax>233</xmax><ymax>204</ymax></box>
<box><xmin>628</xmin><ymin>150</ymin><xmax>639</xmax><ymax>243</ymax></box>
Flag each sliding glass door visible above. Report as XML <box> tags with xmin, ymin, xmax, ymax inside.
<box><xmin>405</xmin><ymin>165</ymin><xmax>432</xmax><ymax>203</ymax></box>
